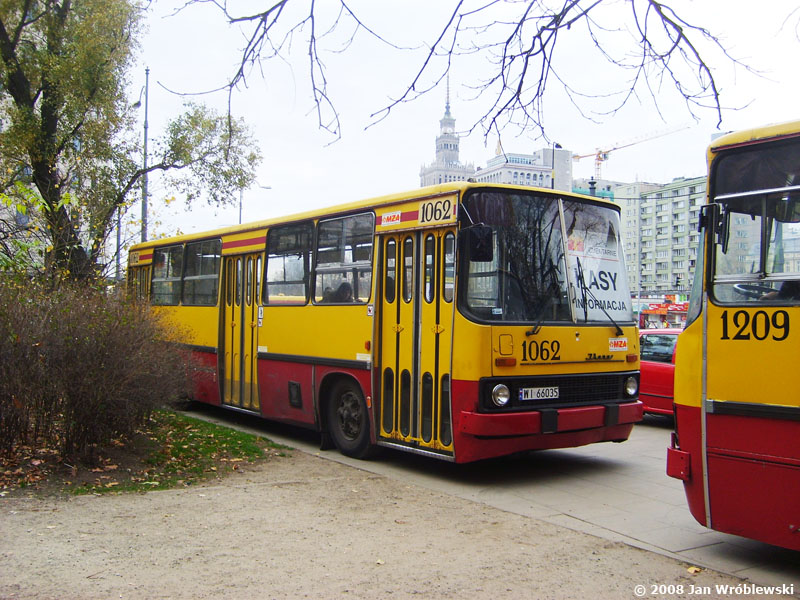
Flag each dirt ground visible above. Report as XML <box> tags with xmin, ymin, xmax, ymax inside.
<box><xmin>0</xmin><ymin>450</ymin><xmax>790</xmax><ymax>600</ymax></box>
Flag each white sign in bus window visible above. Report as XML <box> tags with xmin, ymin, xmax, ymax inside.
<box><xmin>565</xmin><ymin>207</ymin><xmax>632</xmax><ymax>322</ymax></box>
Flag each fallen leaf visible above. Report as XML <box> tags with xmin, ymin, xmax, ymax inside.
<box><xmin>687</xmin><ymin>566</ymin><xmax>703</xmax><ymax>574</ymax></box>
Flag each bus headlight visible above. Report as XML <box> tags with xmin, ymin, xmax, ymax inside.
<box><xmin>491</xmin><ymin>384</ymin><xmax>511</xmax><ymax>407</ymax></box>
<box><xmin>624</xmin><ymin>376</ymin><xmax>638</xmax><ymax>397</ymax></box>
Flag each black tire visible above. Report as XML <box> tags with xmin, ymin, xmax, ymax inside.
<box><xmin>326</xmin><ymin>379</ymin><xmax>374</xmax><ymax>459</ymax></box>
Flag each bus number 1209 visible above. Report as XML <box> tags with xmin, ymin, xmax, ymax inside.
<box><xmin>720</xmin><ymin>309</ymin><xmax>790</xmax><ymax>341</ymax></box>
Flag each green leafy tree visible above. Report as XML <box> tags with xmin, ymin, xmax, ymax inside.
<box><xmin>0</xmin><ymin>0</ymin><xmax>261</xmax><ymax>282</ymax></box>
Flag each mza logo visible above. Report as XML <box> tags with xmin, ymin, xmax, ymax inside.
<box><xmin>609</xmin><ymin>338</ymin><xmax>628</xmax><ymax>352</ymax></box>
<box><xmin>381</xmin><ymin>211</ymin><xmax>402</xmax><ymax>225</ymax></box>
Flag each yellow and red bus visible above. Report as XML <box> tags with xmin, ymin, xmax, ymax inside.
<box><xmin>129</xmin><ymin>182</ymin><xmax>642</xmax><ymax>463</ymax></box>
<box><xmin>668</xmin><ymin>121</ymin><xmax>800</xmax><ymax>550</ymax></box>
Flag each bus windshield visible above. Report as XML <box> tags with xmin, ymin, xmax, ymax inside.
<box><xmin>460</xmin><ymin>191</ymin><xmax>633</xmax><ymax>325</ymax></box>
<box><xmin>711</xmin><ymin>138</ymin><xmax>800</xmax><ymax>303</ymax></box>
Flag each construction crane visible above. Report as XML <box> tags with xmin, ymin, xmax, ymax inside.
<box><xmin>572</xmin><ymin>126</ymin><xmax>689</xmax><ymax>180</ymax></box>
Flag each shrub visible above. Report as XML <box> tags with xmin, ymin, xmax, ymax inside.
<box><xmin>0</xmin><ymin>280</ymin><xmax>190</xmax><ymax>461</ymax></box>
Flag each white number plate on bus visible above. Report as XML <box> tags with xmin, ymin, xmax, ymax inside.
<box><xmin>519</xmin><ymin>386</ymin><xmax>559</xmax><ymax>401</ymax></box>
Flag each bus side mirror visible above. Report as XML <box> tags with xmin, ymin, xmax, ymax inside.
<box><xmin>776</xmin><ymin>197</ymin><xmax>800</xmax><ymax>223</ymax></box>
<box><xmin>700</xmin><ymin>203</ymin><xmax>728</xmax><ymax>253</ymax></box>
<box><xmin>462</xmin><ymin>225</ymin><xmax>494</xmax><ymax>262</ymax></box>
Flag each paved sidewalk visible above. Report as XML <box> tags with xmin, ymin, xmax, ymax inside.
<box><xmin>190</xmin><ymin>407</ymin><xmax>800</xmax><ymax>595</ymax></box>
<box><xmin>2</xmin><ymin>435</ymin><xmax>794</xmax><ymax>599</ymax></box>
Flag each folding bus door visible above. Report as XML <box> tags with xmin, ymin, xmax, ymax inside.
<box><xmin>221</xmin><ymin>254</ymin><xmax>261</xmax><ymax>411</ymax></box>
<box><xmin>377</xmin><ymin>229</ymin><xmax>455</xmax><ymax>455</ymax></box>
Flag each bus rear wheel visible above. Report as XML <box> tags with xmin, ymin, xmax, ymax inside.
<box><xmin>327</xmin><ymin>380</ymin><xmax>373</xmax><ymax>459</ymax></box>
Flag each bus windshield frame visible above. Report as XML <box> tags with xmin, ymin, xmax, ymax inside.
<box><xmin>709</xmin><ymin>136</ymin><xmax>800</xmax><ymax>304</ymax></box>
<box><xmin>458</xmin><ymin>190</ymin><xmax>634</xmax><ymax>326</ymax></box>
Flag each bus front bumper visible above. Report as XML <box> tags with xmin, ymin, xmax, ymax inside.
<box><xmin>458</xmin><ymin>401</ymin><xmax>643</xmax><ymax>437</ymax></box>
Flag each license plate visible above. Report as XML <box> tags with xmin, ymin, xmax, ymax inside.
<box><xmin>519</xmin><ymin>386</ymin><xmax>559</xmax><ymax>401</ymax></box>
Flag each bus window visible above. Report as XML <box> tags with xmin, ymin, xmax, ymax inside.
<box><xmin>235</xmin><ymin>258</ymin><xmax>242</xmax><ymax>307</ymax></box>
<box><xmin>382</xmin><ymin>367</ymin><xmax>394</xmax><ymax>433</ymax></box>
<box><xmin>424</xmin><ymin>234</ymin><xmax>435</xmax><ymax>303</ymax></box>
<box><xmin>443</xmin><ymin>233</ymin><xmax>455</xmax><ymax>303</ymax></box>
<box><xmin>182</xmin><ymin>239</ymin><xmax>221</xmax><ymax>306</ymax></box>
<box><xmin>712</xmin><ymin>194</ymin><xmax>800</xmax><ymax>303</ymax></box>
<box><xmin>439</xmin><ymin>374</ymin><xmax>452</xmax><ymax>446</ymax></box>
<box><xmin>256</xmin><ymin>256</ymin><xmax>262</xmax><ymax>302</ymax></box>
<box><xmin>265</xmin><ymin>222</ymin><xmax>312</xmax><ymax>305</ymax></box>
<box><xmin>225</xmin><ymin>258</ymin><xmax>233</xmax><ymax>307</ymax></box>
<box><xmin>402</xmin><ymin>237</ymin><xmax>413</xmax><ymax>303</ymax></box>
<box><xmin>151</xmin><ymin>245</ymin><xmax>183</xmax><ymax>305</ymax></box>
<box><xmin>385</xmin><ymin>238</ymin><xmax>396</xmax><ymax>304</ymax></box>
<box><xmin>246</xmin><ymin>257</ymin><xmax>253</xmax><ymax>306</ymax></box>
<box><xmin>460</xmin><ymin>192</ymin><xmax>573</xmax><ymax>323</ymax></box>
<box><xmin>314</xmin><ymin>213</ymin><xmax>374</xmax><ymax>303</ymax></box>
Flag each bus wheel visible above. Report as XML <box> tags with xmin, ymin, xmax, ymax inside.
<box><xmin>327</xmin><ymin>380</ymin><xmax>373</xmax><ymax>459</ymax></box>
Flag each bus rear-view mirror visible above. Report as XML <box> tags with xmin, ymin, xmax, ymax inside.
<box><xmin>463</xmin><ymin>225</ymin><xmax>494</xmax><ymax>262</ymax></box>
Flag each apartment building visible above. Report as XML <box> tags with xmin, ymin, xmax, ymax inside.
<box><xmin>617</xmin><ymin>176</ymin><xmax>706</xmax><ymax>294</ymax></box>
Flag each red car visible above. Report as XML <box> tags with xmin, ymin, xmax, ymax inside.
<box><xmin>639</xmin><ymin>328</ymin><xmax>681</xmax><ymax>416</ymax></box>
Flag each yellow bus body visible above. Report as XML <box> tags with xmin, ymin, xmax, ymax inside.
<box><xmin>669</xmin><ymin>119</ymin><xmax>800</xmax><ymax>550</ymax></box>
<box><xmin>130</xmin><ymin>182</ymin><xmax>642</xmax><ymax>463</ymax></box>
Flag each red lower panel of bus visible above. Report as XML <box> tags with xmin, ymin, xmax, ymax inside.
<box><xmin>256</xmin><ymin>358</ymin><xmax>316</xmax><ymax>426</ymax></box>
<box><xmin>707</xmin><ymin>411</ymin><xmax>800</xmax><ymax>551</ymax></box>
<box><xmin>255</xmin><ymin>359</ymin><xmax>371</xmax><ymax>429</ymax></box>
<box><xmin>670</xmin><ymin>404</ymin><xmax>800</xmax><ymax>551</ymax></box>
<box><xmin>450</xmin><ymin>380</ymin><xmax>642</xmax><ymax>463</ymax></box>
<box><xmin>189</xmin><ymin>349</ymin><xmax>221</xmax><ymax>405</ymax></box>
<box><xmin>668</xmin><ymin>404</ymin><xmax>706</xmax><ymax>526</ymax></box>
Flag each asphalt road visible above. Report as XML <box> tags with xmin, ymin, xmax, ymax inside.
<box><xmin>189</xmin><ymin>406</ymin><xmax>800</xmax><ymax>593</ymax></box>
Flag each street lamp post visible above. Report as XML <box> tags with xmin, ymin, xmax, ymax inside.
<box><xmin>141</xmin><ymin>67</ymin><xmax>149</xmax><ymax>242</ymax></box>
<box><xmin>116</xmin><ymin>69</ymin><xmax>148</xmax><ymax>280</ymax></box>
<box><xmin>132</xmin><ymin>68</ymin><xmax>152</xmax><ymax>242</ymax></box>
<box><xmin>239</xmin><ymin>184</ymin><xmax>272</xmax><ymax>224</ymax></box>
<box><xmin>116</xmin><ymin>212</ymin><xmax>121</xmax><ymax>281</ymax></box>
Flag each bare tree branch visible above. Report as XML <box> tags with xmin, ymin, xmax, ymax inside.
<box><xmin>190</xmin><ymin>0</ymin><xmax>761</xmax><ymax>142</ymax></box>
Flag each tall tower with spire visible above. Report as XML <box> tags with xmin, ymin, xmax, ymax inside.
<box><xmin>420</xmin><ymin>81</ymin><xmax>474</xmax><ymax>187</ymax></box>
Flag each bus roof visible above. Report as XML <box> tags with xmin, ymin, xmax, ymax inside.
<box><xmin>709</xmin><ymin>119</ymin><xmax>800</xmax><ymax>156</ymax></box>
<box><xmin>128</xmin><ymin>181</ymin><xmax>616</xmax><ymax>252</ymax></box>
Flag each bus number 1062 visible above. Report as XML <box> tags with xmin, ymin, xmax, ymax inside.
<box><xmin>522</xmin><ymin>339</ymin><xmax>561</xmax><ymax>362</ymax></box>
<box><xmin>419</xmin><ymin>199</ymin><xmax>453</xmax><ymax>224</ymax></box>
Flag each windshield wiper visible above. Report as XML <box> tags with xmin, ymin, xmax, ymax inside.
<box><xmin>575</xmin><ymin>257</ymin><xmax>624</xmax><ymax>337</ymax></box>
<box><xmin>526</xmin><ymin>259</ymin><xmax>564</xmax><ymax>337</ymax></box>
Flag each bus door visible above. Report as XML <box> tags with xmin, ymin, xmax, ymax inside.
<box><xmin>378</xmin><ymin>229</ymin><xmax>455</xmax><ymax>454</ymax></box>
<box><xmin>221</xmin><ymin>253</ymin><xmax>261</xmax><ymax>411</ymax></box>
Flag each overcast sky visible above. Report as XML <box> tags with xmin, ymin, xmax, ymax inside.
<box><xmin>130</xmin><ymin>0</ymin><xmax>800</xmax><ymax>236</ymax></box>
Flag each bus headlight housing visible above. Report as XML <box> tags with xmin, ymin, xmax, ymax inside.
<box><xmin>624</xmin><ymin>376</ymin><xmax>638</xmax><ymax>397</ymax></box>
<box><xmin>491</xmin><ymin>384</ymin><xmax>511</xmax><ymax>407</ymax></box>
